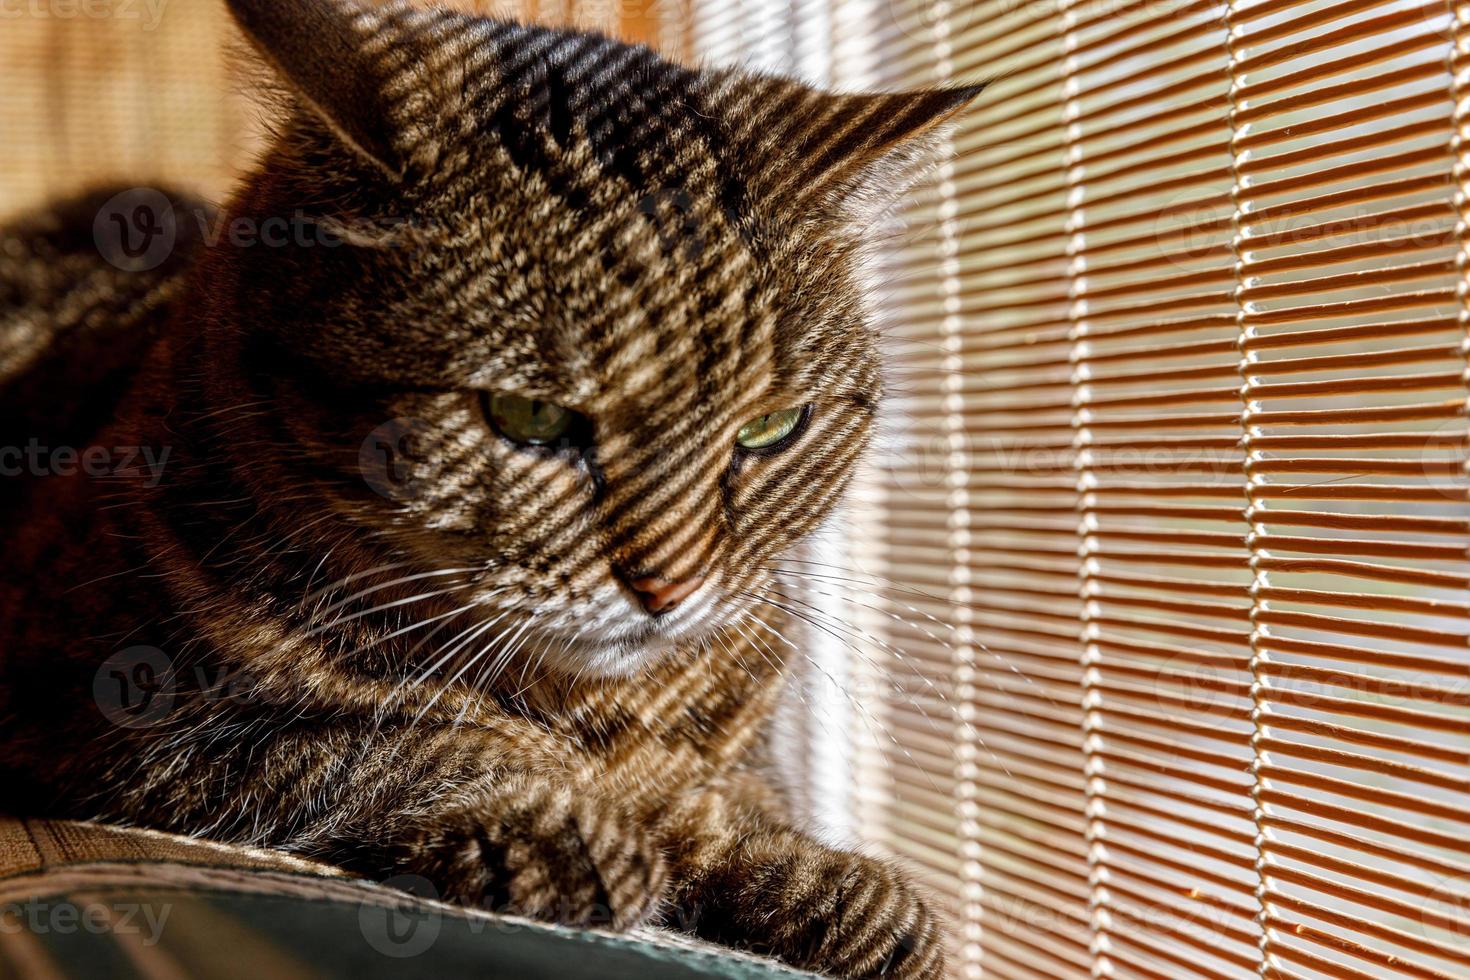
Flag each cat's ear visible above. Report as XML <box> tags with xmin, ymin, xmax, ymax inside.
<box><xmin>783</xmin><ymin>84</ymin><xmax>987</xmax><ymax>220</ymax></box>
<box><xmin>225</xmin><ymin>0</ymin><xmax>412</xmax><ymax>176</ymax></box>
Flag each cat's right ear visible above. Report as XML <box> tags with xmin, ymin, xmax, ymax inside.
<box><xmin>225</xmin><ymin>0</ymin><xmax>410</xmax><ymax>177</ymax></box>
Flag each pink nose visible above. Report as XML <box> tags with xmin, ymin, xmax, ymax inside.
<box><xmin>626</xmin><ymin>574</ymin><xmax>705</xmax><ymax>614</ymax></box>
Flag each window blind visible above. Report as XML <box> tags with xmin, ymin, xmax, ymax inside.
<box><xmin>688</xmin><ymin>2</ymin><xmax>1470</xmax><ymax>979</ymax></box>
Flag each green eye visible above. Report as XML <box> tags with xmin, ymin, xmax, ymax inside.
<box><xmin>486</xmin><ymin>393</ymin><xmax>576</xmax><ymax>446</ymax></box>
<box><xmin>736</xmin><ymin>407</ymin><xmax>806</xmax><ymax>451</ymax></box>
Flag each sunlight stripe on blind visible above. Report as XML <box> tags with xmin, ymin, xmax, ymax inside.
<box><xmin>1061</xmin><ymin>1</ymin><xmax>1262</xmax><ymax>977</ymax></box>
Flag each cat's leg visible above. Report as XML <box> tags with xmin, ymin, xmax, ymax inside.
<box><xmin>390</xmin><ymin>768</ymin><xmax>667</xmax><ymax>929</ymax></box>
<box><xmin>658</xmin><ymin>787</ymin><xmax>946</xmax><ymax>980</ymax></box>
<box><xmin>100</xmin><ymin>719</ymin><xmax>667</xmax><ymax>929</ymax></box>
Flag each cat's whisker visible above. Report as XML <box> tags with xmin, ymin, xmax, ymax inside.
<box><xmin>756</xmin><ymin>582</ymin><xmax>958</xmax><ymax>708</ymax></box>
<box><xmin>64</xmin><ymin>561</ymin><xmax>158</xmax><ymax>595</ymax></box>
<box><xmin>722</xmin><ymin>616</ymin><xmax>785</xmax><ymax>682</ymax></box>
<box><xmin>308</xmin><ymin>566</ymin><xmax>479</xmax><ymax>619</ymax></box>
<box><xmin>473</xmin><ymin>613</ymin><xmax>542</xmax><ymax>696</ymax></box>
<box><xmin>764</xmin><ymin>559</ymin><xmax>1046</xmax><ymax>696</ymax></box>
<box><xmin>712</xmin><ymin>624</ymin><xmax>760</xmax><ymax>685</ymax></box>
<box><xmin>373</xmin><ymin>611</ymin><xmax>504</xmax><ymax>730</ymax></box>
<box><xmin>409</xmin><ymin>613</ymin><xmax>540</xmax><ymax>737</ymax></box>
<box><xmin>185</xmin><ymin>397</ymin><xmax>278</xmax><ymax>424</ymax></box>
<box><xmin>362</xmin><ymin>606</ymin><xmax>481</xmax><ymax>750</ymax></box>
<box><xmin>299</xmin><ymin>547</ymin><xmax>339</xmax><ymax>612</ymax></box>
<box><xmin>340</xmin><ymin>600</ymin><xmax>483</xmax><ymax>661</ymax></box>
<box><xmin>762</xmin><ymin>574</ymin><xmax>1054</xmax><ymax>709</ymax></box>
<box><xmin>724</xmin><ymin>618</ymin><xmax>844</xmax><ymax>750</ymax></box>
<box><xmin>739</xmin><ymin>590</ymin><xmax>960</xmax><ymax>754</ymax></box>
<box><xmin>404</xmin><ymin>634</ymin><xmax>499</xmax><ymax>735</ymax></box>
<box><xmin>746</xmin><ymin>581</ymin><xmax>1023</xmax><ymax>781</ymax></box>
<box><xmin>508</xmin><ymin>627</ymin><xmax>563</xmax><ymax>700</ymax></box>
<box><xmin>764</xmin><ymin>557</ymin><xmax>949</xmax><ymax>605</ymax></box>
<box><xmin>734</xmin><ymin>609</ymin><xmax>963</xmax><ymax>792</ymax></box>
<box><xmin>304</xmin><ymin>584</ymin><xmax>468</xmax><ymax>637</ymax></box>
<box><xmin>740</xmin><ymin>599</ymin><xmax>970</xmax><ymax>781</ymax></box>
<box><xmin>298</xmin><ymin>561</ymin><xmax>417</xmax><ymax>606</ymax></box>
<box><xmin>739</xmin><ymin>605</ymin><xmax>1013</xmax><ymax>783</ymax></box>
<box><xmin>380</xmin><ymin>616</ymin><xmax>520</xmax><ymax>761</ymax></box>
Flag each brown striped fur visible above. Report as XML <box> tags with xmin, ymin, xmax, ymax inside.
<box><xmin>0</xmin><ymin>3</ymin><xmax>978</xmax><ymax>976</ymax></box>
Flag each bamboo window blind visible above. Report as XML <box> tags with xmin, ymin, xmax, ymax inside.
<box><xmin>680</xmin><ymin>0</ymin><xmax>1470</xmax><ymax>978</ymax></box>
<box><xmin>690</xmin><ymin>0</ymin><xmax>1470</xmax><ymax>978</ymax></box>
<box><xmin>4</xmin><ymin>2</ymin><xmax>1470</xmax><ymax>979</ymax></box>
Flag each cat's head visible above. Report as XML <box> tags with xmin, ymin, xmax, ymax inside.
<box><xmin>210</xmin><ymin>0</ymin><xmax>979</xmax><ymax>677</ymax></box>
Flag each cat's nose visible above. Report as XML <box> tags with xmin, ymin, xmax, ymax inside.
<box><xmin>622</xmin><ymin>573</ymin><xmax>705</xmax><ymax>615</ymax></box>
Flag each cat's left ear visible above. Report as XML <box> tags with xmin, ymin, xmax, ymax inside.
<box><xmin>226</xmin><ymin>0</ymin><xmax>420</xmax><ymax>177</ymax></box>
<box><xmin>787</xmin><ymin>84</ymin><xmax>987</xmax><ymax>220</ymax></box>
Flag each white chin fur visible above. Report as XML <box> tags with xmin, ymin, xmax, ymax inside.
<box><xmin>528</xmin><ymin>578</ymin><xmax>723</xmax><ymax>678</ymax></box>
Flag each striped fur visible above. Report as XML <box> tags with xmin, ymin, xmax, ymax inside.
<box><xmin>0</xmin><ymin>3</ymin><xmax>978</xmax><ymax>976</ymax></box>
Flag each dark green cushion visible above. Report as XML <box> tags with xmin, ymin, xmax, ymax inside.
<box><xmin>3</xmin><ymin>888</ymin><xmax>809</xmax><ymax>980</ymax></box>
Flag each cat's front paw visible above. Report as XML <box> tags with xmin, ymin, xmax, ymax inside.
<box><xmin>684</xmin><ymin>845</ymin><xmax>945</xmax><ymax>979</ymax></box>
<box><xmin>402</xmin><ymin>774</ymin><xmax>667</xmax><ymax>930</ymax></box>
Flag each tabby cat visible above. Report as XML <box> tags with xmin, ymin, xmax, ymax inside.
<box><xmin>0</xmin><ymin>1</ymin><xmax>980</xmax><ymax>976</ymax></box>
